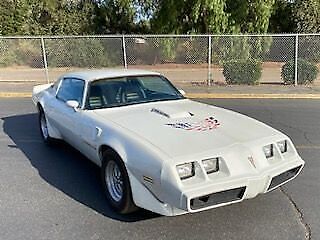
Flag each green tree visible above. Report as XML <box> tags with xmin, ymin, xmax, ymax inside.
<box><xmin>94</xmin><ymin>0</ymin><xmax>152</xmax><ymax>34</ymax></box>
<box><xmin>151</xmin><ymin>0</ymin><xmax>229</xmax><ymax>34</ymax></box>
<box><xmin>268</xmin><ymin>0</ymin><xmax>295</xmax><ymax>33</ymax></box>
<box><xmin>0</xmin><ymin>0</ymin><xmax>98</xmax><ymax>35</ymax></box>
<box><xmin>96</xmin><ymin>0</ymin><xmax>136</xmax><ymax>33</ymax></box>
<box><xmin>27</xmin><ymin>0</ymin><xmax>98</xmax><ymax>35</ymax></box>
<box><xmin>0</xmin><ymin>0</ymin><xmax>31</xmax><ymax>35</ymax></box>
<box><xmin>226</xmin><ymin>0</ymin><xmax>275</xmax><ymax>33</ymax></box>
<box><xmin>294</xmin><ymin>0</ymin><xmax>320</xmax><ymax>33</ymax></box>
<box><xmin>151</xmin><ymin>0</ymin><xmax>276</xmax><ymax>34</ymax></box>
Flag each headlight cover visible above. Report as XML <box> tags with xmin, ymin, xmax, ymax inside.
<box><xmin>263</xmin><ymin>144</ymin><xmax>274</xmax><ymax>158</ymax></box>
<box><xmin>176</xmin><ymin>162</ymin><xmax>195</xmax><ymax>180</ymax></box>
<box><xmin>202</xmin><ymin>158</ymin><xmax>219</xmax><ymax>174</ymax></box>
<box><xmin>277</xmin><ymin>140</ymin><xmax>288</xmax><ymax>153</ymax></box>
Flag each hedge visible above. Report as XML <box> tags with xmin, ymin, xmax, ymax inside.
<box><xmin>223</xmin><ymin>60</ymin><xmax>262</xmax><ymax>85</ymax></box>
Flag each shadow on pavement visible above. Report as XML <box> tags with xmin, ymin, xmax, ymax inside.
<box><xmin>2</xmin><ymin>113</ymin><xmax>159</xmax><ymax>222</ymax></box>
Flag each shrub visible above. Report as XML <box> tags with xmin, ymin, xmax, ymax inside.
<box><xmin>281</xmin><ymin>59</ymin><xmax>318</xmax><ymax>84</ymax></box>
<box><xmin>222</xmin><ymin>60</ymin><xmax>262</xmax><ymax>85</ymax></box>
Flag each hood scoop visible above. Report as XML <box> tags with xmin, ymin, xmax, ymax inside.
<box><xmin>151</xmin><ymin>107</ymin><xmax>193</xmax><ymax>119</ymax></box>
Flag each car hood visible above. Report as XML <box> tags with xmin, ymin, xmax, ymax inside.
<box><xmin>93</xmin><ymin>99</ymin><xmax>282</xmax><ymax>158</ymax></box>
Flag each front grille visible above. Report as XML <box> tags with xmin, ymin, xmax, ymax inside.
<box><xmin>190</xmin><ymin>187</ymin><xmax>246</xmax><ymax>210</ymax></box>
<box><xmin>268</xmin><ymin>165</ymin><xmax>302</xmax><ymax>191</ymax></box>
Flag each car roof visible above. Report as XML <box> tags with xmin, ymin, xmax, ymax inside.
<box><xmin>62</xmin><ymin>69</ymin><xmax>161</xmax><ymax>82</ymax></box>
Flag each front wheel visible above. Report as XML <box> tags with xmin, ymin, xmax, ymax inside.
<box><xmin>39</xmin><ymin>109</ymin><xmax>53</xmax><ymax>145</ymax></box>
<box><xmin>101</xmin><ymin>150</ymin><xmax>138</xmax><ymax>214</ymax></box>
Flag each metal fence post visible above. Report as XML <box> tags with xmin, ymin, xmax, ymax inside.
<box><xmin>207</xmin><ymin>35</ymin><xmax>212</xmax><ymax>86</ymax></box>
<box><xmin>122</xmin><ymin>35</ymin><xmax>128</xmax><ymax>69</ymax></box>
<box><xmin>294</xmin><ymin>34</ymin><xmax>299</xmax><ymax>86</ymax></box>
<box><xmin>40</xmin><ymin>37</ymin><xmax>50</xmax><ymax>83</ymax></box>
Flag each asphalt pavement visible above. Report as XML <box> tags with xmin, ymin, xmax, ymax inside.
<box><xmin>0</xmin><ymin>98</ymin><xmax>319</xmax><ymax>240</ymax></box>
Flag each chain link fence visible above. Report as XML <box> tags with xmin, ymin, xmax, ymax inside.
<box><xmin>0</xmin><ymin>34</ymin><xmax>319</xmax><ymax>87</ymax></box>
<box><xmin>0</xmin><ymin>38</ymin><xmax>45</xmax><ymax>82</ymax></box>
<box><xmin>44</xmin><ymin>37</ymin><xmax>124</xmax><ymax>82</ymax></box>
<box><xmin>125</xmin><ymin>36</ymin><xmax>209</xmax><ymax>88</ymax></box>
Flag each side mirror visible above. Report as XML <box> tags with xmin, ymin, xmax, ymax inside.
<box><xmin>179</xmin><ymin>89</ymin><xmax>186</xmax><ymax>96</ymax></box>
<box><xmin>66</xmin><ymin>100</ymin><xmax>79</xmax><ymax>110</ymax></box>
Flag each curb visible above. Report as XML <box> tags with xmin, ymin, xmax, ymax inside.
<box><xmin>1</xmin><ymin>92</ymin><xmax>320</xmax><ymax>99</ymax></box>
<box><xmin>0</xmin><ymin>92</ymin><xmax>32</xmax><ymax>98</ymax></box>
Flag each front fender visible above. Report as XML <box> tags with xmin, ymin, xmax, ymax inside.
<box><xmin>95</xmin><ymin>120</ymin><xmax>170</xmax><ymax>208</ymax></box>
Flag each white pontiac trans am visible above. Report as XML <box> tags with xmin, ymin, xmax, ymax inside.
<box><xmin>32</xmin><ymin>69</ymin><xmax>305</xmax><ymax>216</ymax></box>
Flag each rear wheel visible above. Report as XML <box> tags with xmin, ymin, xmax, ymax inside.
<box><xmin>101</xmin><ymin>150</ymin><xmax>138</xmax><ymax>214</ymax></box>
<box><xmin>39</xmin><ymin>108</ymin><xmax>53</xmax><ymax>145</ymax></box>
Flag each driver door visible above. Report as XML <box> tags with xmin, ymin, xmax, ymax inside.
<box><xmin>52</xmin><ymin>77</ymin><xmax>86</xmax><ymax>147</ymax></box>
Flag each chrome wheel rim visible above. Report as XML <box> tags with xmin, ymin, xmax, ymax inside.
<box><xmin>40</xmin><ymin>113</ymin><xmax>49</xmax><ymax>140</ymax></box>
<box><xmin>105</xmin><ymin>160</ymin><xmax>123</xmax><ymax>202</ymax></box>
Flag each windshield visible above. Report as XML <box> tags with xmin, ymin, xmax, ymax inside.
<box><xmin>86</xmin><ymin>75</ymin><xmax>184</xmax><ymax>109</ymax></box>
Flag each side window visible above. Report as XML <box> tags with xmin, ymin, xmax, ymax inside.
<box><xmin>56</xmin><ymin>78</ymin><xmax>85</xmax><ymax>105</ymax></box>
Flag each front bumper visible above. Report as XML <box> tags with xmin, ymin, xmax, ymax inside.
<box><xmin>179</xmin><ymin>158</ymin><xmax>304</xmax><ymax>213</ymax></box>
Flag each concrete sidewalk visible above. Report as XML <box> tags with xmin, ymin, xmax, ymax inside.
<box><xmin>1</xmin><ymin>81</ymin><xmax>320</xmax><ymax>98</ymax></box>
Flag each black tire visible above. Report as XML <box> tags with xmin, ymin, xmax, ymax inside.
<box><xmin>38</xmin><ymin>108</ymin><xmax>53</xmax><ymax>145</ymax></box>
<box><xmin>101</xmin><ymin>150</ymin><xmax>138</xmax><ymax>214</ymax></box>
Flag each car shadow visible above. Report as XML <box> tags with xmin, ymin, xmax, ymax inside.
<box><xmin>2</xmin><ymin>113</ymin><xmax>159</xmax><ymax>222</ymax></box>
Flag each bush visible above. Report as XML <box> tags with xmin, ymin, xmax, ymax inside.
<box><xmin>222</xmin><ymin>60</ymin><xmax>262</xmax><ymax>85</ymax></box>
<box><xmin>281</xmin><ymin>59</ymin><xmax>318</xmax><ymax>84</ymax></box>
